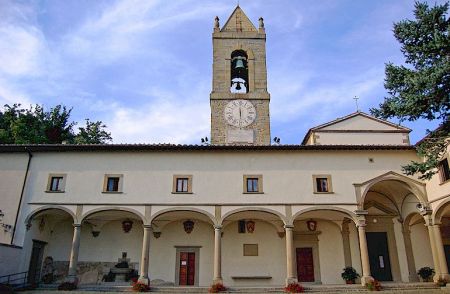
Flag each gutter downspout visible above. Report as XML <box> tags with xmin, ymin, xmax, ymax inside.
<box><xmin>10</xmin><ymin>147</ymin><xmax>32</xmax><ymax>245</ymax></box>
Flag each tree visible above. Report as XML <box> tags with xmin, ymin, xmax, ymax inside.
<box><xmin>0</xmin><ymin>104</ymin><xmax>112</xmax><ymax>144</ymax></box>
<box><xmin>371</xmin><ymin>1</ymin><xmax>450</xmax><ymax>180</ymax></box>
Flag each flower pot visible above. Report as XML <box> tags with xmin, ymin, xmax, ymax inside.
<box><xmin>345</xmin><ymin>280</ymin><xmax>355</xmax><ymax>284</ymax></box>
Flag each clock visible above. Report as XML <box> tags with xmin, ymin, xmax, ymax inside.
<box><xmin>224</xmin><ymin>100</ymin><xmax>256</xmax><ymax>128</ymax></box>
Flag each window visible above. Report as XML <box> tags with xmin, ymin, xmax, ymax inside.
<box><xmin>243</xmin><ymin>175</ymin><xmax>263</xmax><ymax>193</ymax></box>
<box><xmin>172</xmin><ymin>175</ymin><xmax>193</xmax><ymax>193</ymax></box>
<box><xmin>46</xmin><ymin>174</ymin><xmax>66</xmax><ymax>192</ymax></box>
<box><xmin>439</xmin><ymin>158</ymin><xmax>450</xmax><ymax>183</ymax></box>
<box><xmin>238</xmin><ymin>220</ymin><xmax>246</xmax><ymax>233</ymax></box>
<box><xmin>103</xmin><ymin>174</ymin><xmax>123</xmax><ymax>193</ymax></box>
<box><xmin>312</xmin><ymin>175</ymin><xmax>333</xmax><ymax>193</ymax></box>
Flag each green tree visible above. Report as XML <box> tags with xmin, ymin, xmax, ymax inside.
<box><xmin>371</xmin><ymin>1</ymin><xmax>450</xmax><ymax>180</ymax></box>
<box><xmin>0</xmin><ymin>104</ymin><xmax>112</xmax><ymax>144</ymax></box>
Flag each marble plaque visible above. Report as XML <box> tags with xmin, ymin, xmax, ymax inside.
<box><xmin>227</xmin><ymin>129</ymin><xmax>254</xmax><ymax>143</ymax></box>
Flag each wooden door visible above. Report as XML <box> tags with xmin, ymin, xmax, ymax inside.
<box><xmin>296</xmin><ymin>248</ymin><xmax>314</xmax><ymax>282</ymax></box>
<box><xmin>28</xmin><ymin>240</ymin><xmax>46</xmax><ymax>284</ymax></box>
<box><xmin>366</xmin><ymin>232</ymin><xmax>393</xmax><ymax>281</ymax></box>
<box><xmin>179</xmin><ymin>252</ymin><xmax>195</xmax><ymax>285</ymax></box>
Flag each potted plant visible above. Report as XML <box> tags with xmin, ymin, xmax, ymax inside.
<box><xmin>284</xmin><ymin>282</ymin><xmax>304</xmax><ymax>293</ymax></box>
<box><xmin>341</xmin><ymin>266</ymin><xmax>360</xmax><ymax>284</ymax></box>
<box><xmin>417</xmin><ymin>267</ymin><xmax>435</xmax><ymax>282</ymax></box>
<box><xmin>208</xmin><ymin>283</ymin><xmax>227</xmax><ymax>293</ymax></box>
<box><xmin>366</xmin><ymin>278</ymin><xmax>382</xmax><ymax>291</ymax></box>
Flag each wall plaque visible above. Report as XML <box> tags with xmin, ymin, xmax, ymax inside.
<box><xmin>227</xmin><ymin>129</ymin><xmax>254</xmax><ymax>144</ymax></box>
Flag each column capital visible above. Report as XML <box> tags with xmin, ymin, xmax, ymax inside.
<box><xmin>214</xmin><ymin>225</ymin><xmax>222</xmax><ymax>230</ymax></box>
<box><xmin>143</xmin><ymin>224</ymin><xmax>153</xmax><ymax>229</ymax></box>
<box><xmin>73</xmin><ymin>223</ymin><xmax>82</xmax><ymax>228</ymax></box>
<box><xmin>284</xmin><ymin>224</ymin><xmax>294</xmax><ymax>230</ymax></box>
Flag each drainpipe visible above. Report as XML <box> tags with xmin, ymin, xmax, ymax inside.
<box><xmin>10</xmin><ymin>147</ymin><xmax>32</xmax><ymax>245</ymax></box>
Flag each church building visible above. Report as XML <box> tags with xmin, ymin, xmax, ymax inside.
<box><xmin>1</xmin><ymin>6</ymin><xmax>450</xmax><ymax>290</ymax></box>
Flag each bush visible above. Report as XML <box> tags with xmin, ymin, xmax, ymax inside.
<box><xmin>417</xmin><ymin>267</ymin><xmax>435</xmax><ymax>281</ymax></box>
<box><xmin>365</xmin><ymin>279</ymin><xmax>382</xmax><ymax>291</ymax></box>
<box><xmin>57</xmin><ymin>282</ymin><xmax>77</xmax><ymax>291</ymax></box>
<box><xmin>132</xmin><ymin>281</ymin><xmax>150</xmax><ymax>292</ymax></box>
<box><xmin>284</xmin><ymin>282</ymin><xmax>304</xmax><ymax>293</ymax></box>
<box><xmin>209</xmin><ymin>283</ymin><xmax>227</xmax><ymax>293</ymax></box>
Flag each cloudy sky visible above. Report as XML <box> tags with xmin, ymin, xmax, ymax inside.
<box><xmin>0</xmin><ymin>0</ymin><xmax>445</xmax><ymax>144</ymax></box>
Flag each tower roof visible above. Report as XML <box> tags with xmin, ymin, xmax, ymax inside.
<box><xmin>221</xmin><ymin>6</ymin><xmax>257</xmax><ymax>32</ymax></box>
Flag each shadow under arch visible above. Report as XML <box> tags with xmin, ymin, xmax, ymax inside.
<box><xmin>149</xmin><ymin>207</ymin><xmax>216</xmax><ymax>226</ymax></box>
<box><xmin>433</xmin><ymin>199</ymin><xmax>450</xmax><ymax>224</ymax></box>
<box><xmin>220</xmin><ymin>207</ymin><xmax>287</xmax><ymax>226</ymax></box>
<box><xmin>292</xmin><ymin>206</ymin><xmax>358</xmax><ymax>225</ymax></box>
<box><xmin>25</xmin><ymin>205</ymin><xmax>77</xmax><ymax>225</ymax></box>
<box><xmin>80</xmin><ymin>206</ymin><xmax>146</xmax><ymax>224</ymax></box>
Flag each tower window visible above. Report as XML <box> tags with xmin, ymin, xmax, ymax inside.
<box><xmin>230</xmin><ymin>50</ymin><xmax>249</xmax><ymax>93</ymax></box>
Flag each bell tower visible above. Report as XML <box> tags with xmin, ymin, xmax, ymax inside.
<box><xmin>210</xmin><ymin>6</ymin><xmax>271</xmax><ymax>145</ymax></box>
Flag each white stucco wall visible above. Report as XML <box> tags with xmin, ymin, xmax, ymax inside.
<box><xmin>0</xmin><ymin>245</ymin><xmax>23</xmax><ymax>276</ymax></box>
<box><xmin>315</xmin><ymin>132</ymin><xmax>408</xmax><ymax>146</ymax></box>
<box><xmin>410</xmin><ymin>223</ymin><xmax>434</xmax><ymax>270</ymax></box>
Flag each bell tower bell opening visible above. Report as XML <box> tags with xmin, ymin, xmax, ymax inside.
<box><xmin>230</xmin><ymin>50</ymin><xmax>248</xmax><ymax>93</ymax></box>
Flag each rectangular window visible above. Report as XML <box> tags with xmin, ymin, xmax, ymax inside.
<box><xmin>46</xmin><ymin>174</ymin><xmax>66</xmax><ymax>192</ymax></box>
<box><xmin>103</xmin><ymin>174</ymin><xmax>123</xmax><ymax>193</ymax></box>
<box><xmin>176</xmin><ymin>178</ymin><xmax>189</xmax><ymax>192</ymax></box>
<box><xmin>243</xmin><ymin>175</ymin><xmax>263</xmax><ymax>193</ymax></box>
<box><xmin>439</xmin><ymin>158</ymin><xmax>450</xmax><ymax>183</ymax></box>
<box><xmin>238</xmin><ymin>220</ymin><xmax>246</xmax><ymax>233</ymax></box>
<box><xmin>172</xmin><ymin>175</ymin><xmax>193</xmax><ymax>193</ymax></box>
<box><xmin>312</xmin><ymin>175</ymin><xmax>333</xmax><ymax>193</ymax></box>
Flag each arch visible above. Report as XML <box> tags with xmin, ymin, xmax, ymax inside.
<box><xmin>403</xmin><ymin>211</ymin><xmax>425</xmax><ymax>230</ymax></box>
<box><xmin>357</xmin><ymin>171</ymin><xmax>427</xmax><ymax>207</ymax></box>
<box><xmin>25</xmin><ymin>205</ymin><xmax>76</xmax><ymax>225</ymax></box>
<box><xmin>221</xmin><ymin>218</ymin><xmax>283</xmax><ymax>233</ymax></box>
<box><xmin>229</xmin><ymin>45</ymin><xmax>255</xmax><ymax>60</ymax></box>
<box><xmin>433</xmin><ymin>199</ymin><xmax>450</xmax><ymax>224</ymax></box>
<box><xmin>80</xmin><ymin>206</ymin><xmax>146</xmax><ymax>224</ymax></box>
<box><xmin>220</xmin><ymin>207</ymin><xmax>287</xmax><ymax>225</ymax></box>
<box><xmin>292</xmin><ymin>206</ymin><xmax>358</xmax><ymax>225</ymax></box>
<box><xmin>149</xmin><ymin>207</ymin><xmax>216</xmax><ymax>225</ymax></box>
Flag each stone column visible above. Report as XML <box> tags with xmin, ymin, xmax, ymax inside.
<box><xmin>431</xmin><ymin>225</ymin><xmax>450</xmax><ymax>280</ymax></box>
<box><xmin>67</xmin><ymin>224</ymin><xmax>82</xmax><ymax>283</ymax></box>
<box><xmin>427</xmin><ymin>224</ymin><xmax>441</xmax><ymax>280</ymax></box>
<box><xmin>402</xmin><ymin>226</ymin><xmax>419</xmax><ymax>281</ymax></box>
<box><xmin>138</xmin><ymin>225</ymin><xmax>152</xmax><ymax>285</ymax></box>
<box><xmin>357</xmin><ymin>219</ymin><xmax>372</xmax><ymax>285</ymax></box>
<box><xmin>284</xmin><ymin>225</ymin><xmax>297</xmax><ymax>285</ymax></box>
<box><xmin>213</xmin><ymin>225</ymin><xmax>223</xmax><ymax>284</ymax></box>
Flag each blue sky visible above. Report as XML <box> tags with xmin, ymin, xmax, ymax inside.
<box><xmin>0</xmin><ymin>0</ymin><xmax>445</xmax><ymax>144</ymax></box>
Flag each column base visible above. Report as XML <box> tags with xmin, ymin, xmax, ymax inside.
<box><xmin>434</xmin><ymin>273</ymin><xmax>450</xmax><ymax>282</ymax></box>
<box><xmin>213</xmin><ymin>277</ymin><xmax>223</xmax><ymax>284</ymax></box>
<box><xmin>65</xmin><ymin>275</ymin><xmax>79</xmax><ymax>285</ymax></box>
<box><xmin>360</xmin><ymin>275</ymin><xmax>373</xmax><ymax>285</ymax></box>
<box><xmin>285</xmin><ymin>277</ymin><xmax>298</xmax><ymax>286</ymax></box>
<box><xmin>408</xmin><ymin>273</ymin><xmax>419</xmax><ymax>282</ymax></box>
<box><xmin>138</xmin><ymin>276</ymin><xmax>150</xmax><ymax>285</ymax></box>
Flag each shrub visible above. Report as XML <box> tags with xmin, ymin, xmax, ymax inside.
<box><xmin>436</xmin><ymin>277</ymin><xmax>447</xmax><ymax>287</ymax></box>
<box><xmin>417</xmin><ymin>267</ymin><xmax>435</xmax><ymax>281</ymax></box>
<box><xmin>365</xmin><ymin>279</ymin><xmax>382</xmax><ymax>291</ymax></box>
<box><xmin>284</xmin><ymin>282</ymin><xmax>304</xmax><ymax>293</ymax></box>
<box><xmin>57</xmin><ymin>282</ymin><xmax>77</xmax><ymax>291</ymax></box>
<box><xmin>132</xmin><ymin>281</ymin><xmax>150</xmax><ymax>292</ymax></box>
<box><xmin>209</xmin><ymin>283</ymin><xmax>227</xmax><ymax>293</ymax></box>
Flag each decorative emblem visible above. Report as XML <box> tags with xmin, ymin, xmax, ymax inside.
<box><xmin>246</xmin><ymin>220</ymin><xmax>255</xmax><ymax>233</ymax></box>
<box><xmin>153</xmin><ymin>231</ymin><xmax>161</xmax><ymax>239</ymax></box>
<box><xmin>183</xmin><ymin>220</ymin><xmax>195</xmax><ymax>234</ymax></box>
<box><xmin>91</xmin><ymin>230</ymin><xmax>100</xmax><ymax>237</ymax></box>
<box><xmin>307</xmin><ymin>219</ymin><xmax>317</xmax><ymax>231</ymax></box>
<box><xmin>122</xmin><ymin>220</ymin><xmax>133</xmax><ymax>233</ymax></box>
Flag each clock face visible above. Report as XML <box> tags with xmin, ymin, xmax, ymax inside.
<box><xmin>224</xmin><ymin>100</ymin><xmax>256</xmax><ymax>128</ymax></box>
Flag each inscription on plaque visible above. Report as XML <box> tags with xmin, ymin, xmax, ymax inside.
<box><xmin>227</xmin><ymin>129</ymin><xmax>254</xmax><ymax>144</ymax></box>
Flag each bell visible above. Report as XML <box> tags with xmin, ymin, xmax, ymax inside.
<box><xmin>235</xmin><ymin>82</ymin><xmax>242</xmax><ymax>90</ymax></box>
<box><xmin>234</xmin><ymin>57</ymin><xmax>245</xmax><ymax>69</ymax></box>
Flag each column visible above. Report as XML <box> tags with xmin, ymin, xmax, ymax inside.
<box><xmin>431</xmin><ymin>225</ymin><xmax>450</xmax><ymax>280</ymax></box>
<box><xmin>402</xmin><ymin>227</ymin><xmax>419</xmax><ymax>282</ymax></box>
<box><xmin>427</xmin><ymin>224</ymin><xmax>441</xmax><ymax>281</ymax></box>
<box><xmin>357</xmin><ymin>220</ymin><xmax>372</xmax><ymax>285</ymax></box>
<box><xmin>213</xmin><ymin>225</ymin><xmax>223</xmax><ymax>284</ymax></box>
<box><xmin>138</xmin><ymin>225</ymin><xmax>152</xmax><ymax>285</ymax></box>
<box><xmin>67</xmin><ymin>224</ymin><xmax>82</xmax><ymax>283</ymax></box>
<box><xmin>284</xmin><ymin>224</ymin><xmax>297</xmax><ymax>285</ymax></box>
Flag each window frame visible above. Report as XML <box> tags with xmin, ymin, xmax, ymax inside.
<box><xmin>102</xmin><ymin>174</ymin><xmax>123</xmax><ymax>193</ymax></box>
<box><xmin>243</xmin><ymin>175</ymin><xmax>263</xmax><ymax>194</ymax></box>
<box><xmin>46</xmin><ymin>174</ymin><xmax>66</xmax><ymax>193</ymax></box>
<box><xmin>439</xmin><ymin>157</ymin><xmax>450</xmax><ymax>184</ymax></box>
<box><xmin>172</xmin><ymin>175</ymin><xmax>193</xmax><ymax>194</ymax></box>
<box><xmin>312</xmin><ymin>174</ymin><xmax>333</xmax><ymax>194</ymax></box>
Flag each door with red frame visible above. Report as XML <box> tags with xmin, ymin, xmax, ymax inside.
<box><xmin>179</xmin><ymin>252</ymin><xmax>195</xmax><ymax>286</ymax></box>
<box><xmin>296</xmin><ymin>247</ymin><xmax>314</xmax><ymax>282</ymax></box>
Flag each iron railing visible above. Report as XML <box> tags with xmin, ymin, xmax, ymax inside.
<box><xmin>0</xmin><ymin>271</ymin><xmax>39</xmax><ymax>289</ymax></box>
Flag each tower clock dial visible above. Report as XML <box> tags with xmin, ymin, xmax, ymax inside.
<box><xmin>224</xmin><ymin>99</ymin><xmax>256</xmax><ymax>128</ymax></box>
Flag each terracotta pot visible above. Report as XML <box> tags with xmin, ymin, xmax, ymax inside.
<box><xmin>345</xmin><ymin>280</ymin><xmax>355</xmax><ymax>284</ymax></box>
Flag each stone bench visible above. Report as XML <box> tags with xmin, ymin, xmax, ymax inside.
<box><xmin>231</xmin><ymin>276</ymin><xmax>272</xmax><ymax>280</ymax></box>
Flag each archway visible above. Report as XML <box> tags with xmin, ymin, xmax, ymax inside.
<box><xmin>292</xmin><ymin>208</ymin><xmax>358</xmax><ymax>285</ymax></box>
